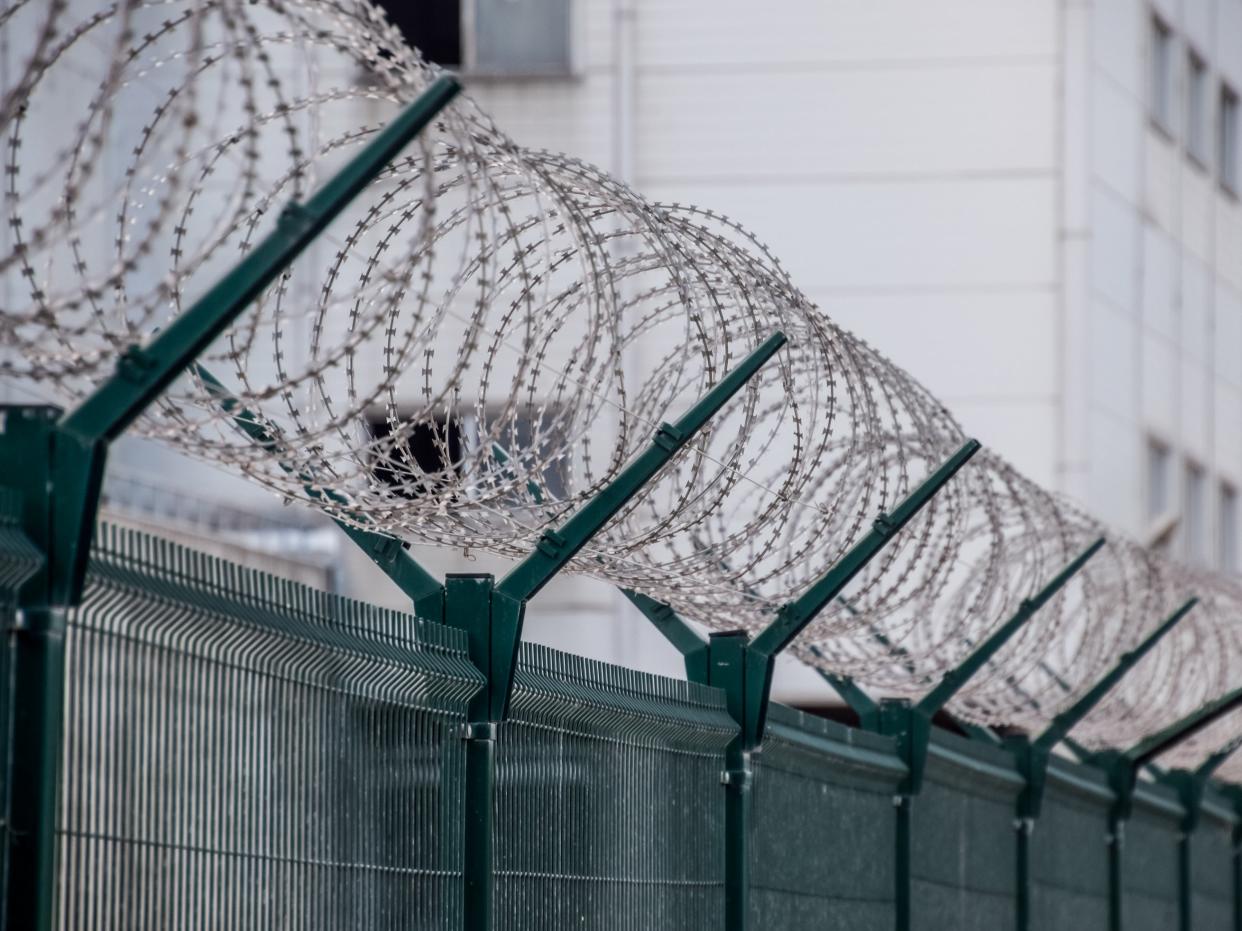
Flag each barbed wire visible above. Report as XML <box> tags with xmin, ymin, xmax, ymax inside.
<box><xmin>2</xmin><ymin>0</ymin><xmax>1240</xmax><ymax>771</ymax></box>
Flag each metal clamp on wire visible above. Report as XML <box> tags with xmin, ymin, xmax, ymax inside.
<box><xmin>720</xmin><ymin>768</ymin><xmax>753</xmax><ymax>788</ymax></box>
<box><xmin>652</xmin><ymin>421</ymin><xmax>686</xmax><ymax>453</ymax></box>
<box><xmin>535</xmin><ymin>529</ymin><xmax>567</xmax><ymax>559</ymax></box>
<box><xmin>459</xmin><ymin>722</ymin><xmax>497</xmax><ymax>741</ymax></box>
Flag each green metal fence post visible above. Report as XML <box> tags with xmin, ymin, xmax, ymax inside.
<box><xmin>1087</xmin><ymin>676</ymin><xmax>1242</xmax><ymax>931</ymax></box>
<box><xmin>1227</xmin><ymin>786</ymin><xmax>1242</xmax><ymax>931</ymax></box>
<box><xmin>1163</xmin><ymin>769</ymin><xmax>1201</xmax><ymax>931</ymax></box>
<box><xmin>0</xmin><ymin>78</ymin><xmax>460</xmax><ymax>931</ymax></box>
<box><xmin>443</xmin><ymin>574</ymin><xmax>500</xmax><ymax>931</ymax></box>
<box><xmin>1007</xmin><ymin>598</ymin><xmax>1196</xmax><ymax>931</ymax></box>
<box><xmin>1108</xmin><ymin>801</ymin><xmax>1124</xmax><ymax>931</ymax></box>
<box><xmin>856</xmin><ymin>539</ymin><xmax>1102</xmax><ymax>931</ymax></box>
<box><xmin>706</xmin><ymin>631</ymin><xmax>753</xmax><ymax>931</ymax></box>
<box><xmin>1158</xmin><ymin>742</ymin><xmax>1241</xmax><ymax>931</ymax></box>
<box><xmin>622</xmin><ymin>440</ymin><xmax>982</xmax><ymax>931</ymax></box>
<box><xmin>1016</xmin><ymin>798</ymin><xmax>1032</xmax><ymax>931</ymax></box>
<box><xmin>435</xmin><ymin>334</ymin><xmax>786</xmax><ymax>929</ymax></box>
<box><xmin>0</xmin><ymin>408</ymin><xmax>57</xmax><ymax>931</ymax></box>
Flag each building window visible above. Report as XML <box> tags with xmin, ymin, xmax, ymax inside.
<box><xmin>1187</xmin><ymin>50</ymin><xmax>1209</xmax><ymax>164</ymax></box>
<box><xmin>1146</xmin><ymin>439</ymin><xmax>1172</xmax><ymax>521</ymax></box>
<box><xmin>1220</xmin><ymin>483</ymin><xmax>1238</xmax><ymax>572</ymax></box>
<box><xmin>1145</xmin><ymin>439</ymin><xmax>1176</xmax><ymax>552</ymax></box>
<box><xmin>374</xmin><ymin>0</ymin><xmax>463</xmax><ymax>67</ymax></box>
<box><xmin>372</xmin><ymin>0</ymin><xmax>573</xmax><ymax>76</ymax></box>
<box><xmin>1183</xmin><ymin>461</ymin><xmax>1208</xmax><ymax>565</ymax></box>
<box><xmin>483</xmin><ymin>408</ymin><xmax>570</xmax><ymax>502</ymax></box>
<box><xmin>365</xmin><ymin>407</ymin><xmax>569</xmax><ymax>502</ymax></box>
<box><xmin>367</xmin><ymin>412</ymin><xmax>465</xmax><ymax>499</ymax></box>
<box><xmin>1150</xmin><ymin>14</ymin><xmax>1176</xmax><ymax>134</ymax></box>
<box><xmin>1221</xmin><ymin>84</ymin><xmax>1240</xmax><ymax>194</ymax></box>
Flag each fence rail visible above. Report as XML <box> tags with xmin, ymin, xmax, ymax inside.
<box><xmin>2</xmin><ymin>519</ymin><xmax>1240</xmax><ymax>930</ymax></box>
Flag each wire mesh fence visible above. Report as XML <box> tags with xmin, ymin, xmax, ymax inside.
<box><xmin>1028</xmin><ymin>765</ymin><xmax>1112</xmax><ymax>929</ymax></box>
<box><xmin>0</xmin><ymin>515</ymin><xmax>1237</xmax><ymax>931</ymax></box>
<box><xmin>48</xmin><ymin>523</ymin><xmax>482</xmax><ymax>931</ymax></box>
<box><xmin>495</xmin><ymin>644</ymin><xmax>734</xmax><ymax>929</ymax></box>
<box><xmin>1189</xmin><ymin>810</ymin><xmax>1233</xmax><ymax>931</ymax></box>
<box><xmin>748</xmin><ymin>704</ymin><xmax>901</xmax><ymax>930</ymax></box>
<box><xmin>910</xmin><ymin>736</ymin><xmax>1023</xmax><ymax>931</ymax></box>
<box><xmin>1121</xmin><ymin>800</ymin><xmax>1183</xmax><ymax>931</ymax></box>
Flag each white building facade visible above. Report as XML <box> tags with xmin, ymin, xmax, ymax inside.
<box><xmin>6</xmin><ymin>1</ymin><xmax>1240</xmax><ymax>699</ymax></box>
<box><xmin>422</xmin><ymin>0</ymin><xmax>1242</xmax><ymax>572</ymax></box>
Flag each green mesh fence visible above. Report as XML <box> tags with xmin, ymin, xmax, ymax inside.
<box><xmin>494</xmin><ymin>642</ymin><xmax>736</xmax><ymax>929</ymax></box>
<box><xmin>748</xmin><ymin>703</ymin><xmax>903</xmax><ymax>931</ymax></box>
<box><xmin>0</xmin><ymin>485</ymin><xmax>46</xmax><ymax>906</ymax></box>
<box><xmin>1028</xmin><ymin>761</ymin><xmax>1111</xmax><ymax>930</ymax></box>
<box><xmin>1191</xmin><ymin>798</ymin><xmax>1234</xmax><ymax>931</ymax></box>
<box><xmin>1121</xmin><ymin>789</ymin><xmax>1182</xmax><ymax>931</ymax></box>
<box><xmin>50</xmin><ymin>523</ymin><xmax>482</xmax><ymax>931</ymax></box>
<box><xmin>910</xmin><ymin>733</ymin><xmax>1023</xmax><ymax>931</ymax></box>
<box><xmin>0</xmin><ymin>487</ymin><xmax>42</xmax><ymax>597</ymax></box>
<box><xmin>7</xmin><ymin>491</ymin><xmax>1242</xmax><ymax>930</ymax></box>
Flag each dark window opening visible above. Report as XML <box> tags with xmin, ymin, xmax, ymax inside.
<box><xmin>367</xmin><ymin>413</ymin><xmax>463</xmax><ymax>499</ymax></box>
<box><xmin>489</xmin><ymin>413</ymin><xmax>570</xmax><ymax>503</ymax></box>
<box><xmin>372</xmin><ymin>0</ymin><xmax>462</xmax><ymax>67</ymax></box>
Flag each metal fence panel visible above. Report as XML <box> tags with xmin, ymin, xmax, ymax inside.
<box><xmin>45</xmin><ymin>523</ymin><xmax>482</xmax><ymax>931</ymax></box>
<box><xmin>749</xmin><ymin>704</ymin><xmax>903</xmax><ymax>931</ymax></box>
<box><xmin>6</xmin><ymin>495</ymin><xmax>1242</xmax><ymax>931</ymax></box>
<box><xmin>1191</xmin><ymin>800</ymin><xmax>1235</xmax><ymax>931</ymax></box>
<box><xmin>1121</xmin><ymin>789</ymin><xmax>1182</xmax><ymax>931</ymax></box>
<box><xmin>494</xmin><ymin>642</ymin><xmax>736</xmax><ymax>930</ymax></box>
<box><xmin>911</xmin><ymin>733</ymin><xmax>1023</xmax><ymax>931</ymax></box>
<box><xmin>1029</xmin><ymin>762</ymin><xmax>1111</xmax><ymax>930</ymax></box>
<box><xmin>0</xmin><ymin>487</ymin><xmax>44</xmax><ymax>907</ymax></box>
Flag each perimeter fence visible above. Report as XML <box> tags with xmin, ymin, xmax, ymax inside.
<box><xmin>5</xmin><ymin>7</ymin><xmax>1242</xmax><ymax>931</ymax></box>
<box><xmin>1</xmin><ymin>510</ymin><xmax>1237</xmax><ymax>931</ymax></box>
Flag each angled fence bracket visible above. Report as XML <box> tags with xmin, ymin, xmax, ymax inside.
<box><xmin>0</xmin><ymin>76</ymin><xmax>460</xmax><ymax>931</ymax></box>
<box><xmin>1007</xmin><ymin>596</ymin><xmax>1196</xmax><ymax>931</ymax></box>
<box><xmin>862</xmin><ymin>538</ymin><xmax>1103</xmax><ymax>931</ymax></box>
<box><xmin>812</xmin><ymin>657</ymin><xmax>882</xmax><ymax>731</ymax></box>
<box><xmin>742</xmin><ymin>440</ymin><xmax>981</xmax><ymax>747</ymax></box>
<box><xmin>1160</xmin><ymin>743</ymin><xmax>1241</xmax><ymax>931</ymax></box>
<box><xmin>1100</xmin><ymin>678</ymin><xmax>1242</xmax><ymax>825</ymax></box>
<box><xmin>1013</xmin><ymin>597</ymin><xmax>1197</xmax><ymax>820</ymax></box>
<box><xmin>621</xmin><ymin>587</ymin><xmax>710</xmax><ymax>681</ymax></box>
<box><xmin>193</xmin><ymin>363</ymin><xmax>446</xmax><ymax>619</ymax></box>
<box><xmin>442</xmin><ymin>332</ymin><xmax>786</xmax><ymax>931</ymax></box>
<box><xmin>1088</xmin><ymin>669</ymin><xmax>1242</xmax><ymax>931</ymax></box>
<box><xmin>619</xmin><ymin>438</ymin><xmax>981</xmax><ymax>931</ymax></box>
<box><xmin>700</xmin><ymin>439</ymin><xmax>980</xmax><ymax>931</ymax></box>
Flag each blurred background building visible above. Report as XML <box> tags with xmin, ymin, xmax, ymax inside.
<box><xmin>409</xmin><ymin>0</ymin><xmax>1242</xmax><ymax>568</ymax></box>
<box><xmin>5</xmin><ymin>0</ymin><xmax>1242</xmax><ymax>702</ymax></box>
